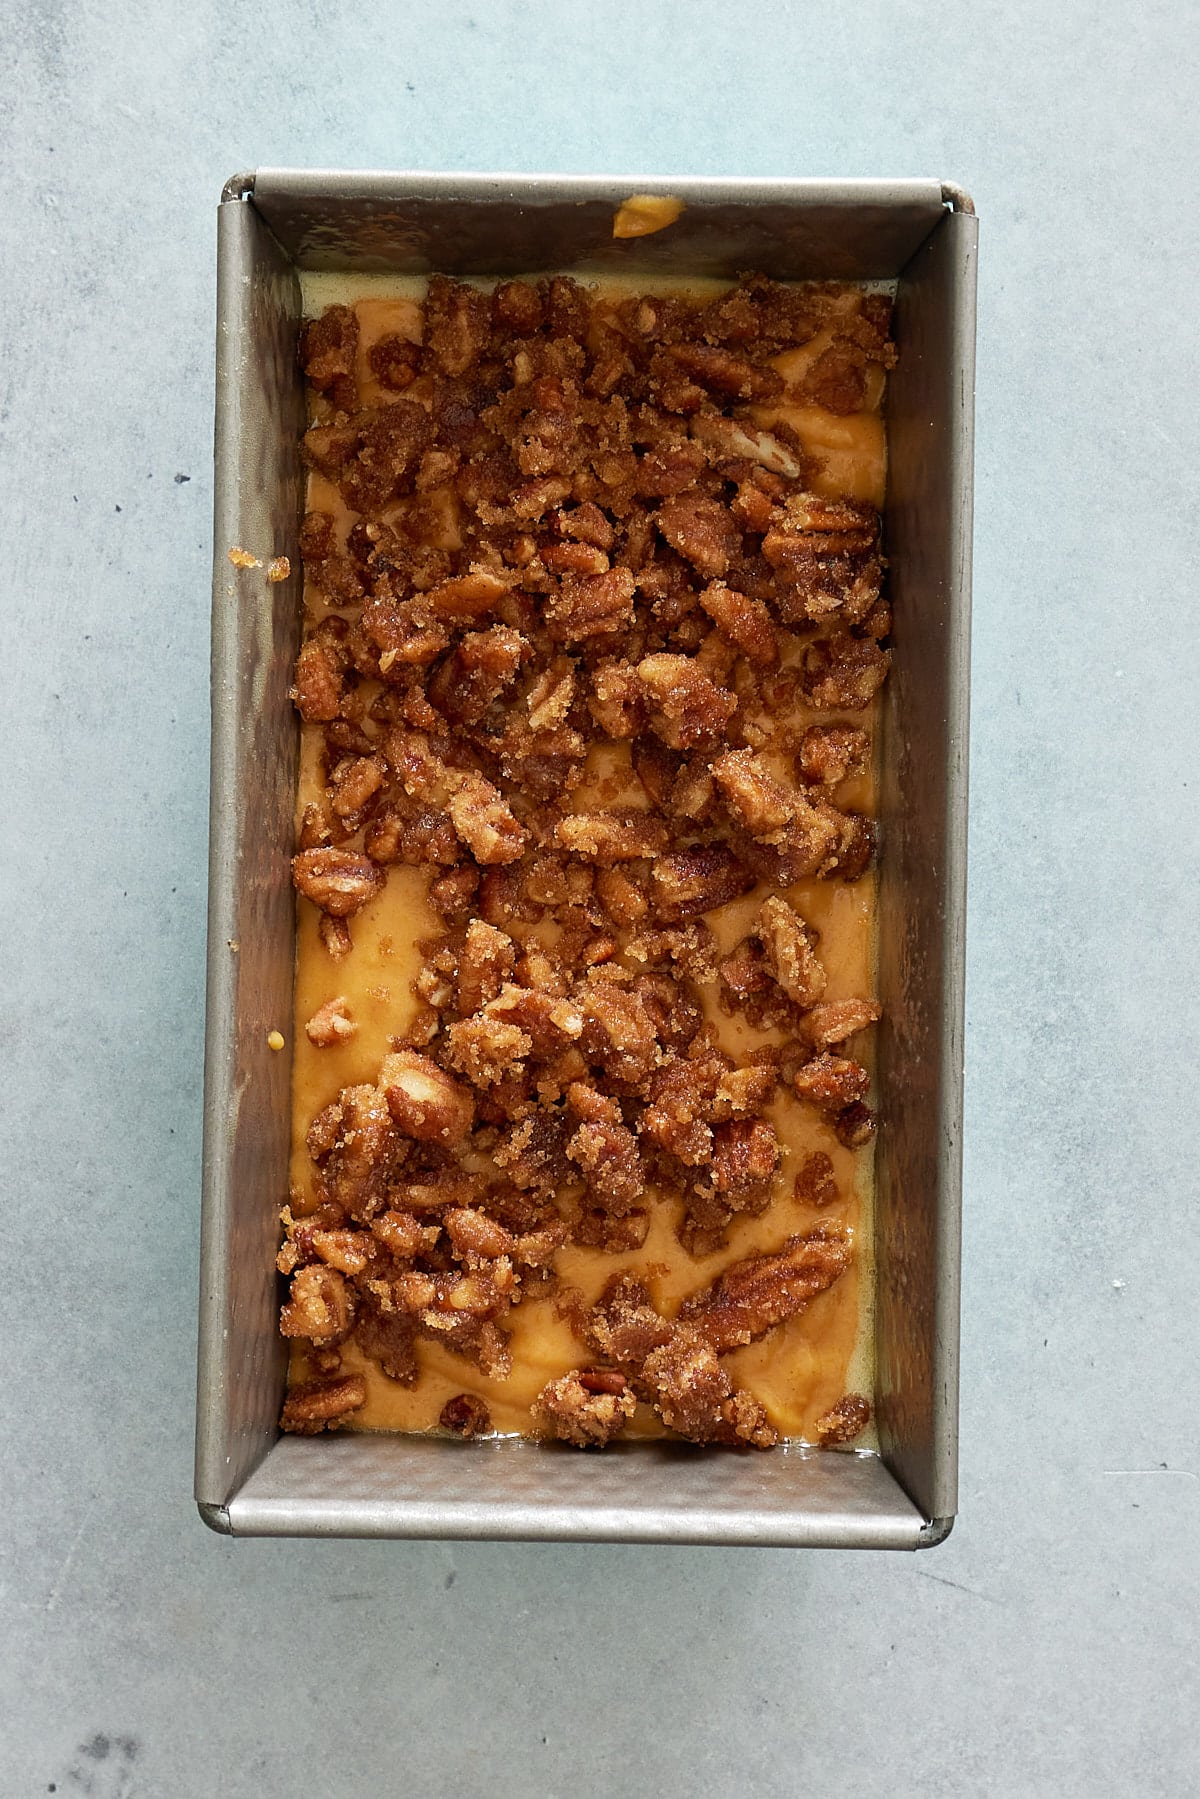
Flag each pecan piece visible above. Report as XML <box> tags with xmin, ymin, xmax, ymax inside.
<box><xmin>291</xmin><ymin>636</ymin><xmax>345</xmax><ymax>722</ymax></box>
<box><xmin>446</xmin><ymin>772</ymin><xmax>529</xmax><ymax>865</ymax></box>
<box><xmin>651</xmin><ymin>846</ymin><xmax>755</xmax><ymax>923</ymax></box>
<box><xmin>440</xmin><ymin>1393</ymin><xmax>492</xmax><ymax>1438</ymax></box>
<box><xmin>712</xmin><ymin>749</ymin><xmax>796</xmax><ymax>837</ymax></box>
<box><xmin>815</xmin><ymin>1393</ymin><xmax>872</xmax><ymax>1446</ymax></box>
<box><xmin>797</xmin><ymin>724</ymin><xmax>870</xmax><ymax>788</ymax></box>
<box><xmin>279</xmin><ymin>1264</ymin><xmax>355</xmax><ymax>1345</ymax></box>
<box><xmin>299</xmin><ymin>304</ymin><xmax>358</xmax><ymax>406</ymax></box>
<box><xmin>642</xmin><ymin>1333</ymin><xmax>777</xmax><ymax>1448</ymax></box>
<box><xmin>792</xmin><ymin>1052</ymin><xmax>869</xmax><ymax>1113</ymax></box>
<box><xmin>637</xmin><ymin>653</ymin><xmax>737</xmax><ymax>750</ymax></box>
<box><xmin>280</xmin><ymin>1373</ymin><xmax>367</xmax><ymax>1435</ymax></box>
<box><xmin>531</xmin><ymin>1372</ymin><xmax>637</xmax><ymax>1447</ymax></box>
<box><xmin>756</xmin><ymin>897</ymin><xmax>827</xmax><ymax>1008</ymax></box>
<box><xmin>698</xmin><ymin>581</ymin><xmax>779</xmax><ymax>666</ymax></box>
<box><xmin>292</xmin><ymin>847</ymin><xmax>384</xmax><ymax>918</ymax></box>
<box><xmin>555</xmin><ymin>811</ymin><xmax>669</xmax><ymax>861</ymax></box>
<box><xmin>803</xmin><ymin>999</ymin><xmax>881</xmax><ymax>1048</ymax></box>
<box><xmin>380</xmin><ymin>1050</ymin><xmax>475</xmax><ymax>1144</ymax></box>
<box><xmin>677</xmin><ymin>1227</ymin><xmax>853</xmax><ymax>1353</ymax></box>
<box><xmin>304</xmin><ymin>995</ymin><xmax>357</xmax><ymax>1048</ymax></box>
<box><xmin>793</xmin><ymin>1151</ymin><xmax>838</xmax><ymax>1207</ymax></box>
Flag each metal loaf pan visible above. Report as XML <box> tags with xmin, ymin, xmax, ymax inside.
<box><xmin>198</xmin><ymin>171</ymin><xmax>976</xmax><ymax>1548</ymax></box>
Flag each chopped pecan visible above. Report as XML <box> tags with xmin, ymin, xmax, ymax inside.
<box><xmin>354</xmin><ymin>1293</ymin><xmax>419</xmax><ymax>1383</ymax></box>
<box><xmin>304</xmin><ymin>995</ymin><xmax>357</xmax><ymax>1048</ymax></box>
<box><xmin>834</xmin><ymin>1100</ymin><xmax>877</xmax><ymax>1148</ymax></box>
<box><xmin>280</xmin><ymin>1264</ymin><xmax>356</xmax><ymax>1345</ymax></box>
<box><xmin>690</xmin><ymin>412</ymin><xmax>802</xmax><ymax>475</ymax></box>
<box><xmin>555</xmin><ymin>811</ymin><xmax>668</xmax><ymax>861</ymax></box>
<box><xmin>577</xmin><ymin>977</ymin><xmax>660</xmax><ymax>1087</ymax></box>
<box><xmin>677</xmin><ymin>1226</ymin><xmax>853</xmax><ymax>1352</ymax></box>
<box><xmin>714</xmin><ymin>1060</ymin><xmax>778</xmax><ymax>1117</ymax></box>
<box><xmin>280</xmin><ymin>1373</ymin><xmax>367</xmax><ymax>1434</ymax></box>
<box><xmin>712</xmin><ymin>1118</ymin><xmax>780</xmax><ymax>1200</ymax></box>
<box><xmin>801</xmin><ymin>632</ymin><xmax>892</xmax><ymax>710</ymax></box>
<box><xmin>756</xmin><ymin>897</ymin><xmax>826</xmax><ymax>1007</ymax></box>
<box><xmin>567</xmin><ymin>1118</ymin><xmax>645</xmax><ymax>1213</ymax></box>
<box><xmin>429</xmin><ymin>625</ymin><xmax>526</xmax><ymax>725</ymax></box>
<box><xmin>532</xmin><ymin>1372</ymin><xmax>637</xmax><ymax>1447</ymax></box>
<box><xmin>793</xmin><ymin>1151</ymin><xmax>838</xmax><ymax>1207</ymax></box>
<box><xmin>642</xmin><ymin>1333</ymin><xmax>777</xmax><ymax>1448</ymax></box>
<box><xmin>318</xmin><ymin>1083</ymin><xmax>398</xmax><ymax>1219</ymax></box>
<box><xmin>595</xmin><ymin>866</ymin><xmax>650</xmax><ymax>927</ymax></box>
<box><xmin>380</xmin><ymin>1050</ymin><xmax>475</xmax><ymax>1143</ymax></box>
<box><xmin>666</xmin><ymin>342</ymin><xmax>784</xmax><ymax>401</ymax></box>
<box><xmin>641</xmin><ymin>1057</ymin><xmax>718</xmax><ymax>1166</ymax></box>
<box><xmin>329</xmin><ymin>755</ymin><xmax>385</xmax><ymax>821</ymax></box>
<box><xmin>804</xmin><ymin>999</ymin><xmax>881</xmax><ymax>1048</ymax></box>
<box><xmin>292</xmin><ymin>847</ymin><xmax>385</xmax><ymax>918</ymax></box>
<box><xmin>712</xmin><ymin>749</ymin><xmax>795</xmax><ymax>836</ymax></box>
<box><xmin>318</xmin><ymin>913</ymin><xmax>353</xmax><ymax>959</ymax></box>
<box><xmin>292</xmin><ymin>636</ymin><xmax>346</xmax><ymax>722</ymax></box>
<box><xmin>698</xmin><ymin>581</ymin><xmax>779</xmax><ymax>666</ymax></box>
<box><xmin>815</xmin><ymin>1392</ymin><xmax>872</xmax><ymax>1445</ymax></box>
<box><xmin>444</xmin><ymin>1207</ymin><xmax>516</xmax><ymax>1261</ymax></box>
<box><xmin>651</xmin><ymin>846</ymin><xmax>755</xmax><ymax>923</ymax></box>
<box><xmin>444</xmin><ymin>1013</ymin><xmax>532</xmax><ymax>1087</ymax></box>
<box><xmin>370</xmin><ymin>1209</ymin><xmax>440</xmax><ymax>1259</ymax></box>
<box><xmin>797</xmin><ymin>724</ymin><xmax>871</xmax><ymax>788</ymax></box>
<box><xmin>300</xmin><ymin>304</ymin><xmax>358</xmax><ymax>407</ymax></box>
<box><xmin>424</xmin><ymin>275</ymin><xmax>491</xmax><ymax>377</ymax></box>
<box><xmin>637</xmin><ymin>653</ymin><xmax>737</xmax><ymax>749</ymax></box>
<box><xmin>545</xmin><ymin>566</ymin><xmax>637</xmax><ymax>642</ymax></box>
<box><xmin>440</xmin><ymin>1393</ymin><xmax>492</xmax><ymax>1437</ymax></box>
<box><xmin>446</xmin><ymin>772</ymin><xmax>529</xmax><ymax>865</ymax></box>
<box><xmin>584</xmin><ymin>1274</ymin><xmax>675</xmax><ymax>1381</ymax></box>
<box><xmin>654</xmin><ymin>496</ymin><xmax>740</xmax><ymax>579</ymax></box>
<box><xmin>428</xmin><ymin>865</ymin><xmax>480</xmax><ymax>925</ymax></box>
<box><xmin>455</xmin><ymin>918</ymin><xmax>518</xmax><ymax>1015</ymax></box>
<box><xmin>792</xmin><ymin>1052</ymin><xmax>870</xmax><ymax>1113</ymax></box>
<box><xmin>484</xmin><ymin>984</ymin><xmax>584</xmax><ymax>1057</ymax></box>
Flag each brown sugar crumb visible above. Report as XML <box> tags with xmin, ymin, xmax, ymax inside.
<box><xmin>815</xmin><ymin>1392</ymin><xmax>872</xmax><ymax>1445</ymax></box>
<box><xmin>227</xmin><ymin>546</ymin><xmax>262</xmax><ymax>570</ymax></box>
<box><xmin>283</xmin><ymin>273</ymin><xmax>895</xmax><ymax>1450</ymax></box>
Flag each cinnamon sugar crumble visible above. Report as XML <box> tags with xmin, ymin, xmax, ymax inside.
<box><xmin>281</xmin><ymin>273</ymin><xmax>894</xmax><ymax>1451</ymax></box>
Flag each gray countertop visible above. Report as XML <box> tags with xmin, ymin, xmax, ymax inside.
<box><xmin>3</xmin><ymin>2</ymin><xmax>1198</xmax><ymax>1794</ymax></box>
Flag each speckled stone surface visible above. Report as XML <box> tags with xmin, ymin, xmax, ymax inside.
<box><xmin>4</xmin><ymin>2</ymin><xmax>1199</xmax><ymax>1794</ymax></box>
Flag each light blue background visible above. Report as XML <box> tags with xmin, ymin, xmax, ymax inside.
<box><xmin>3</xmin><ymin>2</ymin><xmax>1198</xmax><ymax>1793</ymax></box>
